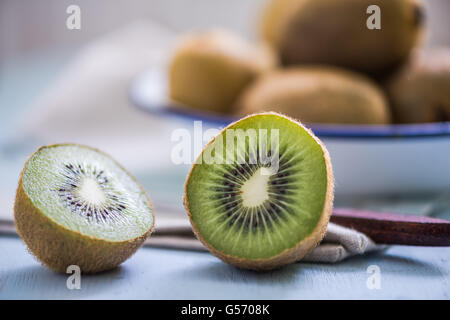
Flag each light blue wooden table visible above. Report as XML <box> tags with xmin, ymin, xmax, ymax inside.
<box><xmin>0</xmin><ymin>234</ymin><xmax>449</xmax><ymax>299</ymax></box>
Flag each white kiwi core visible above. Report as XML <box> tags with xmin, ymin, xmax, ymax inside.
<box><xmin>76</xmin><ymin>177</ymin><xmax>106</xmax><ymax>206</ymax></box>
<box><xmin>240</xmin><ymin>167</ymin><xmax>273</xmax><ymax>207</ymax></box>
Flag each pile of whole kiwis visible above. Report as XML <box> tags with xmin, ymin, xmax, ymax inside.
<box><xmin>169</xmin><ymin>0</ymin><xmax>450</xmax><ymax>125</ymax></box>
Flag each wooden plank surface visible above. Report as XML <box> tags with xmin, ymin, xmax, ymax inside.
<box><xmin>0</xmin><ymin>235</ymin><xmax>448</xmax><ymax>299</ymax></box>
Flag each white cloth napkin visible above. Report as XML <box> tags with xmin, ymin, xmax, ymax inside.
<box><xmin>149</xmin><ymin>216</ymin><xmax>381</xmax><ymax>263</ymax></box>
<box><xmin>11</xmin><ymin>21</ymin><xmax>383</xmax><ymax>263</ymax></box>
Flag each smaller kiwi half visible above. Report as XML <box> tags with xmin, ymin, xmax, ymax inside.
<box><xmin>183</xmin><ymin>112</ymin><xmax>334</xmax><ymax>270</ymax></box>
<box><xmin>386</xmin><ymin>49</ymin><xmax>450</xmax><ymax>123</ymax></box>
<box><xmin>261</xmin><ymin>0</ymin><xmax>424</xmax><ymax>77</ymax></box>
<box><xmin>169</xmin><ymin>29</ymin><xmax>276</xmax><ymax>114</ymax></box>
<box><xmin>14</xmin><ymin>144</ymin><xmax>154</xmax><ymax>273</ymax></box>
<box><xmin>234</xmin><ymin>66</ymin><xmax>391</xmax><ymax>125</ymax></box>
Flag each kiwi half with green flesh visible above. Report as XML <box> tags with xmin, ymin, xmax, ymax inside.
<box><xmin>14</xmin><ymin>144</ymin><xmax>154</xmax><ymax>273</ymax></box>
<box><xmin>261</xmin><ymin>0</ymin><xmax>424</xmax><ymax>77</ymax></box>
<box><xmin>169</xmin><ymin>29</ymin><xmax>276</xmax><ymax>114</ymax></box>
<box><xmin>235</xmin><ymin>67</ymin><xmax>390</xmax><ymax>125</ymax></box>
<box><xmin>386</xmin><ymin>49</ymin><xmax>450</xmax><ymax>123</ymax></box>
<box><xmin>183</xmin><ymin>113</ymin><xmax>334</xmax><ymax>270</ymax></box>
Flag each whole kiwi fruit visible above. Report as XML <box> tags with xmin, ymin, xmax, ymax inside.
<box><xmin>261</xmin><ymin>0</ymin><xmax>425</xmax><ymax>77</ymax></box>
<box><xmin>14</xmin><ymin>144</ymin><xmax>154</xmax><ymax>273</ymax></box>
<box><xmin>169</xmin><ymin>29</ymin><xmax>276</xmax><ymax>114</ymax></box>
<box><xmin>386</xmin><ymin>49</ymin><xmax>450</xmax><ymax>123</ymax></box>
<box><xmin>234</xmin><ymin>66</ymin><xmax>391</xmax><ymax>124</ymax></box>
<box><xmin>183</xmin><ymin>112</ymin><xmax>334</xmax><ymax>270</ymax></box>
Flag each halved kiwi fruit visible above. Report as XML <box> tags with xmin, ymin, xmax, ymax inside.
<box><xmin>261</xmin><ymin>0</ymin><xmax>424</xmax><ymax>77</ymax></box>
<box><xmin>169</xmin><ymin>29</ymin><xmax>276</xmax><ymax>114</ymax></box>
<box><xmin>183</xmin><ymin>113</ymin><xmax>334</xmax><ymax>270</ymax></box>
<box><xmin>14</xmin><ymin>144</ymin><xmax>154</xmax><ymax>273</ymax></box>
<box><xmin>235</xmin><ymin>66</ymin><xmax>391</xmax><ymax>125</ymax></box>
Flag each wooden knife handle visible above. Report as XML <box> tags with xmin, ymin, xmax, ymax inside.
<box><xmin>331</xmin><ymin>208</ymin><xmax>450</xmax><ymax>246</ymax></box>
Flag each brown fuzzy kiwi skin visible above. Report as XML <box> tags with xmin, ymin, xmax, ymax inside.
<box><xmin>386</xmin><ymin>49</ymin><xmax>450</xmax><ymax>123</ymax></box>
<box><xmin>234</xmin><ymin>66</ymin><xmax>391</xmax><ymax>125</ymax></box>
<box><xmin>183</xmin><ymin>112</ymin><xmax>334</xmax><ymax>271</ymax></box>
<box><xmin>261</xmin><ymin>0</ymin><xmax>425</xmax><ymax>78</ymax></box>
<box><xmin>14</xmin><ymin>143</ymin><xmax>154</xmax><ymax>274</ymax></box>
<box><xmin>169</xmin><ymin>30</ymin><xmax>276</xmax><ymax>114</ymax></box>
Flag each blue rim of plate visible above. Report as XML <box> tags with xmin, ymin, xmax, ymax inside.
<box><xmin>129</xmin><ymin>68</ymin><xmax>450</xmax><ymax>139</ymax></box>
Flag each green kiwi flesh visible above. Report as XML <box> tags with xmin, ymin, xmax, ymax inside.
<box><xmin>183</xmin><ymin>113</ymin><xmax>334</xmax><ymax>270</ymax></box>
<box><xmin>14</xmin><ymin>144</ymin><xmax>154</xmax><ymax>273</ymax></box>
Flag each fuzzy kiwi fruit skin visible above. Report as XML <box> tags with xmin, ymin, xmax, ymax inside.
<box><xmin>183</xmin><ymin>112</ymin><xmax>334</xmax><ymax>271</ymax></box>
<box><xmin>386</xmin><ymin>49</ymin><xmax>450</xmax><ymax>123</ymax></box>
<box><xmin>14</xmin><ymin>144</ymin><xmax>154</xmax><ymax>274</ymax></box>
<box><xmin>235</xmin><ymin>67</ymin><xmax>391</xmax><ymax>125</ymax></box>
<box><xmin>169</xmin><ymin>29</ymin><xmax>276</xmax><ymax>114</ymax></box>
<box><xmin>261</xmin><ymin>0</ymin><xmax>424</xmax><ymax>77</ymax></box>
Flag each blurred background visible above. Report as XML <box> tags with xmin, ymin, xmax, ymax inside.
<box><xmin>2</xmin><ymin>0</ymin><xmax>450</xmax><ymax>59</ymax></box>
<box><xmin>1</xmin><ymin>0</ymin><xmax>450</xmax><ymax>222</ymax></box>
